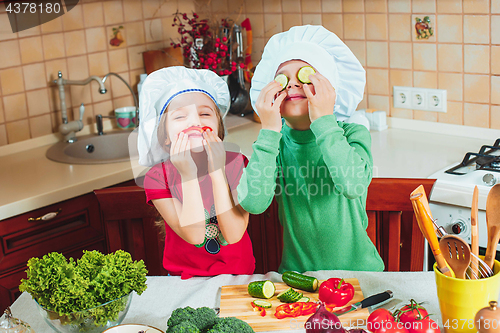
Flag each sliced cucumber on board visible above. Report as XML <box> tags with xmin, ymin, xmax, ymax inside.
<box><xmin>248</xmin><ymin>280</ymin><xmax>276</xmax><ymax>299</ymax></box>
<box><xmin>253</xmin><ymin>300</ymin><xmax>272</xmax><ymax>308</ymax></box>
<box><xmin>282</xmin><ymin>271</ymin><xmax>319</xmax><ymax>292</ymax></box>
<box><xmin>277</xmin><ymin>287</ymin><xmax>303</xmax><ymax>303</ymax></box>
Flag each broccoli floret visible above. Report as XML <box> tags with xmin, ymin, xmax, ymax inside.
<box><xmin>167</xmin><ymin>321</ymin><xmax>200</xmax><ymax>333</ymax></box>
<box><xmin>167</xmin><ymin>306</ymin><xmax>197</xmax><ymax>328</ymax></box>
<box><xmin>206</xmin><ymin>317</ymin><xmax>254</xmax><ymax>333</ymax></box>
<box><xmin>167</xmin><ymin>306</ymin><xmax>218</xmax><ymax>332</ymax></box>
<box><xmin>191</xmin><ymin>307</ymin><xmax>218</xmax><ymax>331</ymax></box>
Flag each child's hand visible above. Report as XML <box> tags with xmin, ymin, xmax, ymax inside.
<box><xmin>303</xmin><ymin>72</ymin><xmax>337</xmax><ymax>122</ymax></box>
<box><xmin>203</xmin><ymin>130</ymin><xmax>226</xmax><ymax>176</ymax></box>
<box><xmin>255</xmin><ymin>81</ymin><xmax>286</xmax><ymax>132</ymax></box>
<box><xmin>170</xmin><ymin>132</ymin><xmax>197</xmax><ymax>179</ymax></box>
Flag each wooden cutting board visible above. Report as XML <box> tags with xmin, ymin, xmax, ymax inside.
<box><xmin>219</xmin><ymin>278</ymin><xmax>369</xmax><ymax>332</ymax></box>
<box><xmin>142</xmin><ymin>47</ymin><xmax>183</xmax><ymax>74</ymax></box>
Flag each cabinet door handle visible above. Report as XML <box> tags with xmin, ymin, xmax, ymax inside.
<box><xmin>28</xmin><ymin>208</ymin><xmax>62</xmax><ymax>222</ymax></box>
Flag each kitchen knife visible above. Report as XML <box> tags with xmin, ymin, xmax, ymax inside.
<box><xmin>333</xmin><ymin>290</ymin><xmax>393</xmax><ymax>316</ymax></box>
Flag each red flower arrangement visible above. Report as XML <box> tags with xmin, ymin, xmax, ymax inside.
<box><xmin>170</xmin><ymin>11</ymin><xmax>244</xmax><ymax>76</ymax></box>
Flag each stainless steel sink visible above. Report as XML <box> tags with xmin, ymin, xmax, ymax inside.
<box><xmin>46</xmin><ymin>130</ymin><xmax>137</xmax><ymax>164</ymax></box>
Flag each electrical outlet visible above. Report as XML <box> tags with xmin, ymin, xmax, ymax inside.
<box><xmin>393</xmin><ymin>86</ymin><xmax>411</xmax><ymax>109</ymax></box>
<box><xmin>412</xmin><ymin>89</ymin><xmax>427</xmax><ymax>110</ymax></box>
<box><xmin>427</xmin><ymin>89</ymin><xmax>447</xmax><ymax>112</ymax></box>
<box><xmin>392</xmin><ymin>86</ymin><xmax>447</xmax><ymax>112</ymax></box>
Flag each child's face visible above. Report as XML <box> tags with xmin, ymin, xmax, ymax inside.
<box><xmin>276</xmin><ymin>60</ymin><xmax>316</xmax><ymax>119</ymax></box>
<box><xmin>165</xmin><ymin>92</ymin><xmax>219</xmax><ymax>153</ymax></box>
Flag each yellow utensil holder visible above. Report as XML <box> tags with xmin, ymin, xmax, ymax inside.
<box><xmin>434</xmin><ymin>257</ymin><xmax>500</xmax><ymax>333</ymax></box>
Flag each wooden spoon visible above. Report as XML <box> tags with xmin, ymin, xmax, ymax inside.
<box><xmin>485</xmin><ymin>184</ymin><xmax>500</xmax><ymax>270</ymax></box>
<box><xmin>471</xmin><ymin>186</ymin><xmax>479</xmax><ymax>279</ymax></box>
<box><xmin>439</xmin><ymin>235</ymin><xmax>472</xmax><ymax>279</ymax></box>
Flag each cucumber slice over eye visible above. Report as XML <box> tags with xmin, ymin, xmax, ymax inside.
<box><xmin>297</xmin><ymin>66</ymin><xmax>316</xmax><ymax>84</ymax></box>
<box><xmin>274</xmin><ymin>74</ymin><xmax>289</xmax><ymax>91</ymax></box>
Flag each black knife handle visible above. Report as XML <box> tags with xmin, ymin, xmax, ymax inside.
<box><xmin>360</xmin><ymin>290</ymin><xmax>393</xmax><ymax>308</ymax></box>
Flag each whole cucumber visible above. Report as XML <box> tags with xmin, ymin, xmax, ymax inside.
<box><xmin>282</xmin><ymin>271</ymin><xmax>319</xmax><ymax>292</ymax></box>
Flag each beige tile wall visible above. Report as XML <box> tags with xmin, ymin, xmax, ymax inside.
<box><xmin>1</xmin><ymin>0</ymin><xmax>500</xmax><ymax>146</ymax></box>
<box><xmin>196</xmin><ymin>0</ymin><xmax>500</xmax><ymax>130</ymax></box>
<box><xmin>0</xmin><ymin>0</ymin><xmax>193</xmax><ymax>145</ymax></box>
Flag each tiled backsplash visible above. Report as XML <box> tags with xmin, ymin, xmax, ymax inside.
<box><xmin>0</xmin><ymin>0</ymin><xmax>195</xmax><ymax>145</ymax></box>
<box><xmin>0</xmin><ymin>0</ymin><xmax>499</xmax><ymax>146</ymax></box>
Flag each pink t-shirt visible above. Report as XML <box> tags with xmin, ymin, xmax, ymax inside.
<box><xmin>144</xmin><ymin>151</ymin><xmax>255</xmax><ymax>279</ymax></box>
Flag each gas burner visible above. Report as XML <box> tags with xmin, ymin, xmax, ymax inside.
<box><xmin>476</xmin><ymin>156</ymin><xmax>500</xmax><ymax>171</ymax></box>
<box><xmin>445</xmin><ymin>139</ymin><xmax>500</xmax><ymax>175</ymax></box>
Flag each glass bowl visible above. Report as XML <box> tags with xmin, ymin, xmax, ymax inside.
<box><xmin>34</xmin><ymin>292</ymin><xmax>133</xmax><ymax>333</ymax></box>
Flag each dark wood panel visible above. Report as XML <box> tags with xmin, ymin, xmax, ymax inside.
<box><xmin>93</xmin><ymin>178</ymin><xmax>435</xmax><ymax>276</ymax></box>
<box><xmin>247</xmin><ymin>199</ymin><xmax>282</xmax><ymax>274</ymax></box>
<box><xmin>366</xmin><ymin>178</ymin><xmax>435</xmax><ymax>211</ymax></box>
<box><xmin>94</xmin><ymin>186</ymin><xmax>166</xmax><ymax>276</ymax></box>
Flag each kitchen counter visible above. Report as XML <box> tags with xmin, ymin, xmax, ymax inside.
<box><xmin>11</xmin><ymin>270</ymin><xmax>443</xmax><ymax>333</ymax></box>
<box><xmin>0</xmin><ymin>115</ymin><xmax>494</xmax><ymax>220</ymax></box>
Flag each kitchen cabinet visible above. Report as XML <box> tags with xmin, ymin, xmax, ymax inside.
<box><xmin>95</xmin><ymin>178</ymin><xmax>435</xmax><ymax>276</ymax></box>
<box><xmin>0</xmin><ymin>179</ymin><xmax>139</xmax><ymax>313</ymax></box>
<box><xmin>0</xmin><ymin>192</ymin><xmax>106</xmax><ymax>312</ymax></box>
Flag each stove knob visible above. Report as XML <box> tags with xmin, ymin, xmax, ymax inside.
<box><xmin>483</xmin><ymin>173</ymin><xmax>497</xmax><ymax>186</ymax></box>
<box><xmin>451</xmin><ymin>221</ymin><xmax>466</xmax><ymax>235</ymax></box>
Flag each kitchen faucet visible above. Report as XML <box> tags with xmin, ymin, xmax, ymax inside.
<box><xmin>54</xmin><ymin>71</ymin><xmax>107</xmax><ymax>142</ymax></box>
<box><xmin>54</xmin><ymin>71</ymin><xmax>139</xmax><ymax>141</ymax></box>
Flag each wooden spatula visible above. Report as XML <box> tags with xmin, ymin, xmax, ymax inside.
<box><xmin>485</xmin><ymin>184</ymin><xmax>500</xmax><ymax>270</ymax></box>
<box><xmin>439</xmin><ymin>235</ymin><xmax>471</xmax><ymax>279</ymax></box>
<box><xmin>411</xmin><ymin>188</ymin><xmax>453</xmax><ymax>277</ymax></box>
<box><xmin>471</xmin><ymin>186</ymin><xmax>479</xmax><ymax>279</ymax></box>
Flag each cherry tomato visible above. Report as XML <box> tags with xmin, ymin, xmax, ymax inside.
<box><xmin>376</xmin><ymin>322</ymin><xmax>409</xmax><ymax>333</ymax></box>
<box><xmin>367</xmin><ymin>309</ymin><xmax>395</xmax><ymax>333</ymax></box>
<box><xmin>397</xmin><ymin>303</ymin><xmax>429</xmax><ymax>323</ymax></box>
<box><xmin>407</xmin><ymin>318</ymin><xmax>440</xmax><ymax>333</ymax></box>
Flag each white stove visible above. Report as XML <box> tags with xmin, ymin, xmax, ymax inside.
<box><xmin>427</xmin><ymin>139</ymin><xmax>500</xmax><ymax>270</ymax></box>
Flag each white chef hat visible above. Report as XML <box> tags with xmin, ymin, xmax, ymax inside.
<box><xmin>137</xmin><ymin>66</ymin><xmax>230</xmax><ymax>166</ymax></box>
<box><xmin>250</xmin><ymin>25</ymin><xmax>365</xmax><ymax>121</ymax></box>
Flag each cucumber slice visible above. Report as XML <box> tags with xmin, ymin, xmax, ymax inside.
<box><xmin>298</xmin><ymin>296</ymin><xmax>310</xmax><ymax>302</ymax></box>
<box><xmin>282</xmin><ymin>271</ymin><xmax>319</xmax><ymax>292</ymax></box>
<box><xmin>297</xmin><ymin>66</ymin><xmax>316</xmax><ymax>84</ymax></box>
<box><xmin>253</xmin><ymin>300</ymin><xmax>272</xmax><ymax>309</ymax></box>
<box><xmin>277</xmin><ymin>287</ymin><xmax>303</xmax><ymax>303</ymax></box>
<box><xmin>248</xmin><ymin>280</ymin><xmax>276</xmax><ymax>299</ymax></box>
<box><xmin>274</xmin><ymin>74</ymin><xmax>288</xmax><ymax>91</ymax></box>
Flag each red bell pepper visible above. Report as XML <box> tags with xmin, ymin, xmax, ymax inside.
<box><xmin>275</xmin><ymin>303</ymin><xmax>303</xmax><ymax>319</ymax></box>
<box><xmin>274</xmin><ymin>302</ymin><xmax>319</xmax><ymax>319</ymax></box>
<box><xmin>250</xmin><ymin>302</ymin><xmax>267</xmax><ymax>317</ymax></box>
<box><xmin>319</xmin><ymin>278</ymin><xmax>355</xmax><ymax>307</ymax></box>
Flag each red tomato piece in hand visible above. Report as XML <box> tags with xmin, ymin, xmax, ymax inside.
<box><xmin>202</xmin><ymin>126</ymin><xmax>213</xmax><ymax>132</ymax></box>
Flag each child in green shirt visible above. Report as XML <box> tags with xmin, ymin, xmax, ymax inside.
<box><xmin>237</xmin><ymin>25</ymin><xmax>384</xmax><ymax>273</ymax></box>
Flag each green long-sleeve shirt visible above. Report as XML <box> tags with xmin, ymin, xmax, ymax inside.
<box><xmin>237</xmin><ymin>115</ymin><xmax>384</xmax><ymax>273</ymax></box>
